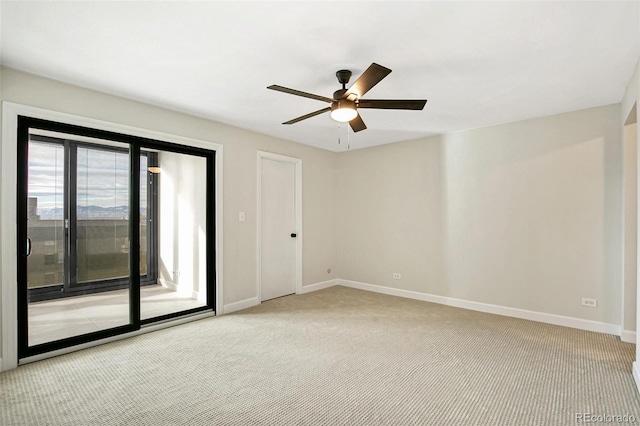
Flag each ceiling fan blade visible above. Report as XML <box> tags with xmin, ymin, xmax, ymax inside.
<box><xmin>349</xmin><ymin>114</ymin><xmax>367</xmax><ymax>133</ymax></box>
<box><xmin>282</xmin><ymin>107</ymin><xmax>331</xmax><ymax>125</ymax></box>
<box><xmin>267</xmin><ymin>85</ymin><xmax>334</xmax><ymax>103</ymax></box>
<box><xmin>345</xmin><ymin>63</ymin><xmax>392</xmax><ymax>99</ymax></box>
<box><xmin>358</xmin><ymin>99</ymin><xmax>427</xmax><ymax>110</ymax></box>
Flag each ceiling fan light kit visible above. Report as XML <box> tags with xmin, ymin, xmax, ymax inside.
<box><xmin>268</xmin><ymin>62</ymin><xmax>428</xmax><ymax>133</ymax></box>
<box><xmin>330</xmin><ymin>100</ymin><xmax>357</xmax><ymax>122</ymax></box>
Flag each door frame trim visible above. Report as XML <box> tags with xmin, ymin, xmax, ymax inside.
<box><xmin>256</xmin><ymin>151</ymin><xmax>303</xmax><ymax>302</ymax></box>
<box><xmin>1</xmin><ymin>102</ymin><xmax>225</xmax><ymax>371</ymax></box>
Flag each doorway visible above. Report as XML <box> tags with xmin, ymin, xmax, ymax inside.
<box><xmin>257</xmin><ymin>152</ymin><xmax>302</xmax><ymax>301</ymax></box>
<box><xmin>17</xmin><ymin>116</ymin><xmax>216</xmax><ymax>359</ymax></box>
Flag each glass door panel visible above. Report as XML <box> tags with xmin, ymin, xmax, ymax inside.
<box><xmin>25</xmin><ymin>132</ymin><xmax>132</xmax><ymax>347</ymax></box>
<box><xmin>140</xmin><ymin>150</ymin><xmax>207</xmax><ymax>321</ymax></box>
<box><xmin>140</xmin><ymin>154</ymin><xmax>148</xmax><ymax>277</ymax></box>
<box><xmin>76</xmin><ymin>147</ymin><xmax>130</xmax><ymax>284</ymax></box>
<box><xmin>26</xmin><ymin>141</ymin><xmax>65</xmax><ymax>291</ymax></box>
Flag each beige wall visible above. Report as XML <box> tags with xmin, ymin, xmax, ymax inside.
<box><xmin>0</xmin><ymin>67</ymin><xmax>338</xmax><ymax>308</ymax></box>
<box><xmin>337</xmin><ymin>104</ymin><xmax>622</xmax><ymax>325</ymax></box>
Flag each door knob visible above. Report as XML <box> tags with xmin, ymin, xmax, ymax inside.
<box><xmin>290</xmin><ymin>233</ymin><xmax>297</xmax><ymax>238</ymax></box>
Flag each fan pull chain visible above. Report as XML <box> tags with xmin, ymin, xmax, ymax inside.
<box><xmin>336</xmin><ymin>122</ymin><xmax>351</xmax><ymax>150</ymax></box>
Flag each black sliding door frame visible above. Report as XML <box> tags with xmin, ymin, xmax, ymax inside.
<box><xmin>17</xmin><ymin>116</ymin><xmax>216</xmax><ymax>359</ymax></box>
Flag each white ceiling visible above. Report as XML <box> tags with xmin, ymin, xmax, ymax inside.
<box><xmin>1</xmin><ymin>1</ymin><xmax>639</xmax><ymax>152</ymax></box>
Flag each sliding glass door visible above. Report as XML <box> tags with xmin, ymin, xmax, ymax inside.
<box><xmin>17</xmin><ymin>117</ymin><xmax>215</xmax><ymax>359</ymax></box>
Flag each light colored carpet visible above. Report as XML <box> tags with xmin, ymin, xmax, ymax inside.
<box><xmin>1</xmin><ymin>285</ymin><xmax>639</xmax><ymax>425</ymax></box>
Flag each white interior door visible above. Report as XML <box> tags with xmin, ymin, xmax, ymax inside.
<box><xmin>260</xmin><ymin>157</ymin><xmax>297</xmax><ymax>301</ymax></box>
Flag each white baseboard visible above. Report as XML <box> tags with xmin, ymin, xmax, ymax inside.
<box><xmin>634</xmin><ymin>362</ymin><xmax>640</xmax><ymax>395</ymax></box>
<box><xmin>223</xmin><ymin>297</ymin><xmax>260</xmax><ymax>314</ymax></box>
<box><xmin>301</xmin><ymin>279</ymin><xmax>339</xmax><ymax>294</ymax></box>
<box><xmin>219</xmin><ymin>278</ymin><xmax>625</xmax><ymax>337</ymax></box>
<box><xmin>337</xmin><ymin>279</ymin><xmax>620</xmax><ymax>336</ymax></box>
<box><xmin>621</xmin><ymin>330</ymin><xmax>637</xmax><ymax>343</ymax></box>
<box><xmin>222</xmin><ymin>279</ymin><xmax>338</xmax><ymax>314</ymax></box>
<box><xmin>158</xmin><ymin>278</ymin><xmax>176</xmax><ymax>290</ymax></box>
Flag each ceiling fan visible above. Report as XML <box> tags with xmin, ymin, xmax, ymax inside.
<box><xmin>267</xmin><ymin>63</ymin><xmax>428</xmax><ymax>133</ymax></box>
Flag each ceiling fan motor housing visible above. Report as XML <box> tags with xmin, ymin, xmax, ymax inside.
<box><xmin>333</xmin><ymin>88</ymin><xmax>349</xmax><ymax>100</ymax></box>
<box><xmin>331</xmin><ymin>99</ymin><xmax>356</xmax><ymax>111</ymax></box>
<box><xmin>336</xmin><ymin>69</ymin><xmax>352</xmax><ymax>86</ymax></box>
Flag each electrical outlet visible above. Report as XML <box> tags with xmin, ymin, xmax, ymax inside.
<box><xmin>393</xmin><ymin>273</ymin><xmax>401</xmax><ymax>279</ymax></box>
<box><xmin>582</xmin><ymin>298</ymin><xmax>597</xmax><ymax>308</ymax></box>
